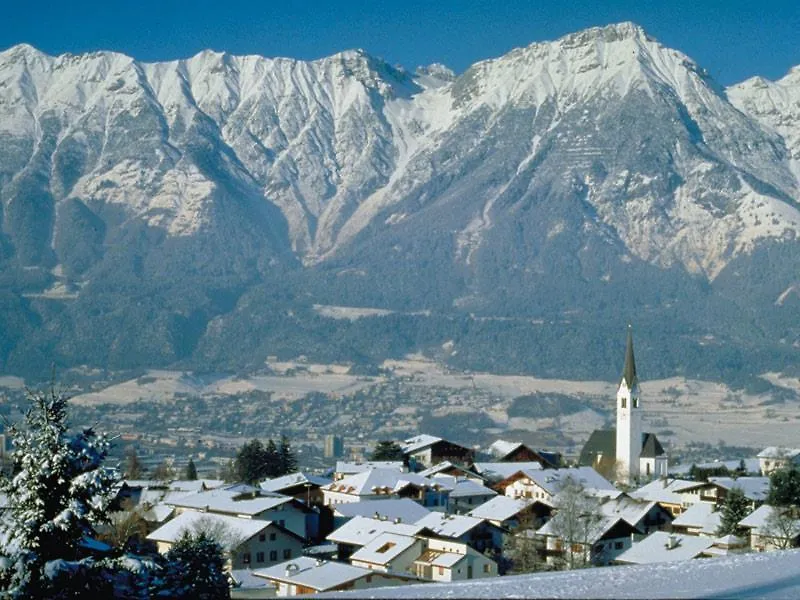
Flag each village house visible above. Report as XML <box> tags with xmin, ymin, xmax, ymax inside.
<box><xmin>614</xmin><ymin>531</ymin><xmax>717</xmax><ymax>564</ymax></box>
<box><xmin>738</xmin><ymin>505</ymin><xmax>800</xmax><ymax>551</ymax></box>
<box><xmin>348</xmin><ymin>532</ymin><xmax>426</xmax><ymax>573</ymax></box>
<box><xmin>322</xmin><ymin>468</ymin><xmax>451</xmax><ymax>509</ymax></box>
<box><xmin>499</xmin><ymin>467</ymin><xmax>617</xmax><ymax>506</ymax></box>
<box><xmin>468</xmin><ymin>495</ymin><xmax>552</xmax><ymax>531</ymax></box>
<box><xmin>599</xmin><ymin>494</ymin><xmax>673</xmax><ymax>535</ymax></box>
<box><xmin>486</xmin><ymin>440</ymin><xmax>561</xmax><ymax>467</ymax></box>
<box><xmin>757</xmin><ymin>447</ymin><xmax>800</xmax><ymax>476</ymax></box>
<box><xmin>692</xmin><ymin>477</ymin><xmax>770</xmax><ymax>508</ymax></box>
<box><xmin>147</xmin><ymin>511</ymin><xmax>304</xmax><ymax>571</ymax></box>
<box><xmin>333</xmin><ymin>461</ymin><xmax>406</xmax><ymax>481</ymax></box>
<box><xmin>630</xmin><ymin>478</ymin><xmax>702</xmax><ymax>516</ymax></box>
<box><xmin>260</xmin><ymin>472</ymin><xmax>332</xmax><ymax>507</ymax></box>
<box><xmin>536</xmin><ymin>512</ymin><xmax>638</xmax><ymax>567</ymax></box>
<box><xmin>419</xmin><ymin>461</ymin><xmax>488</xmax><ymax>483</ymax></box>
<box><xmin>411</xmin><ymin>537</ymin><xmax>498</xmax><ymax>582</ymax></box>
<box><xmin>252</xmin><ymin>556</ymin><xmax>420</xmax><ymax>596</ymax></box>
<box><xmin>414</xmin><ymin>512</ymin><xmax>505</xmax><ymax>556</ymax></box>
<box><xmin>401</xmin><ymin>434</ymin><xmax>475</xmax><ymax>469</ymax></box>
<box><xmin>432</xmin><ymin>476</ymin><xmax>497</xmax><ymax>514</ymax></box>
<box><xmin>331</xmin><ymin>498</ymin><xmax>431</xmax><ymax>530</ymax></box>
<box><xmin>165</xmin><ymin>485</ymin><xmax>313</xmax><ymax>539</ymax></box>
<box><xmin>670</xmin><ymin>502</ymin><xmax>721</xmax><ymax>537</ymax></box>
<box><xmin>326</xmin><ymin>515</ymin><xmax>427</xmax><ymax>561</ymax></box>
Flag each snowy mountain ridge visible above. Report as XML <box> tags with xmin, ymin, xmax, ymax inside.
<box><xmin>1</xmin><ymin>23</ymin><xmax>800</xmax><ymax>377</ymax></box>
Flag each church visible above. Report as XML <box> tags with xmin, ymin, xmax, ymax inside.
<box><xmin>579</xmin><ymin>326</ymin><xmax>668</xmax><ymax>483</ymax></box>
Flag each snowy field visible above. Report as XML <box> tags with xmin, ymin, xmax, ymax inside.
<box><xmin>326</xmin><ymin>549</ymin><xmax>800</xmax><ymax>599</ymax></box>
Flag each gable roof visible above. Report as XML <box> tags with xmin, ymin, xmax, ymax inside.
<box><xmin>147</xmin><ymin>511</ymin><xmax>275</xmax><ymax>549</ymax></box>
<box><xmin>349</xmin><ymin>532</ymin><xmax>421</xmax><ymax>566</ymax></box>
<box><xmin>537</xmin><ymin>512</ymin><xmax>627</xmax><ymax>544</ymax></box>
<box><xmin>707</xmin><ymin>477</ymin><xmax>770</xmax><ymax>502</ymax></box>
<box><xmin>332</xmin><ymin>498</ymin><xmax>431</xmax><ymax>524</ymax></box>
<box><xmin>738</xmin><ymin>505</ymin><xmax>800</xmax><ymax>537</ymax></box>
<box><xmin>324</xmin><ymin>469</ymin><xmax>450</xmax><ymax>497</ymax></box>
<box><xmin>260</xmin><ymin>472</ymin><xmax>332</xmax><ymax>493</ymax></box>
<box><xmin>519</xmin><ymin>467</ymin><xmax>617</xmax><ymax>497</ymax></box>
<box><xmin>401</xmin><ymin>434</ymin><xmax>443</xmax><ymax>455</ymax></box>
<box><xmin>434</xmin><ymin>476</ymin><xmax>497</xmax><ymax>499</ymax></box>
<box><xmin>671</xmin><ymin>502</ymin><xmax>721</xmax><ymax>535</ymax></box>
<box><xmin>327</xmin><ymin>515</ymin><xmax>426</xmax><ymax>546</ymax></box>
<box><xmin>630</xmin><ymin>478</ymin><xmax>701</xmax><ymax>505</ymax></box>
<box><xmin>253</xmin><ymin>557</ymin><xmax>386</xmax><ymax>591</ymax></box>
<box><xmin>468</xmin><ymin>496</ymin><xmax>534</xmax><ymax>523</ymax></box>
<box><xmin>616</xmin><ymin>531</ymin><xmax>714</xmax><ymax>564</ymax></box>
<box><xmin>414</xmin><ymin>512</ymin><xmax>487</xmax><ymax>538</ymax></box>
<box><xmin>166</xmin><ymin>488</ymin><xmax>298</xmax><ymax>516</ymax></box>
<box><xmin>757</xmin><ymin>447</ymin><xmax>800</xmax><ymax>460</ymax></box>
<box><xmin>418</xmin><ymin>461</ymin><xmax>484</xmax><ymax>481</ymax></box>
<box><xmin>471</xmin><ymin>462</ymin><xmax>543</xmax><ymax>482</ymax></box>
<box><xmin>600</xmin><ymin>495</ymin><xmax>664</xmax><ymax>530</ymax></box>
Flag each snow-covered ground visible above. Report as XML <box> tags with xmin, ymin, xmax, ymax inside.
<box><xmin>327</xmin><ymin>549</ymin><xmax>800</xmax><ymax>599</ymax></box>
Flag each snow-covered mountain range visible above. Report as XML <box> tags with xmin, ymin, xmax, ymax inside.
<box><xmin>1</xmin><ymin>23</ymin><xmax>799</xmax><ymax>379</ymax></box>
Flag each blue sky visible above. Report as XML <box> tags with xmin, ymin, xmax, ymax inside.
<box><xmin>3</xmin><ymin>0</ymin><xmax>799</xmax><ymax>85</ymax></box>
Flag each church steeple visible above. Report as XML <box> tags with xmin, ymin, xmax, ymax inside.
<box><xmin>622</xmin><ymin>324</ymin><xmax>637</xmax><ymax>388</ymax></box>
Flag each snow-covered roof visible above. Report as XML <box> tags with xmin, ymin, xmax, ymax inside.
<box><xmin>327</xmin><ymin>516</ymin><xmax>425</xmax><ymax>546</ymax></box>
<box><xmin>414</xmin><ymin>512</ymin><xmax>486</xmax><ymax>538</ymax></box>
<box><xmin>671</xmin><ymin>502</ymin><xmax>721</xmax><ymax>535</ymax></box>
<box><xmin>669</xmin><ymin>458</ymin><xmax>761</xmax><ymax>475</ymax></box>
<box><xmin>401</xmin><ymin>434</ymin><xmax>443</xmax><ymax>455</ymax></box>
<box><xmin>260</xmin><ymin>471</ymin><xmax>332</xmax><ymax>492</ymax></box>
<box><xmin>335</xmin><ymin>461</ymin><xmax>406</xmax><ymax>475</ymax></box>
<box><xmin>253</xmin><ymin>557</ymin><xmax>377</xmax><ymax>591</ymax></box>
<box><xmin>469</xmin><ymin>496</ymin><xmax>534</xmax><ymax>523</ymax></box>
<box><xmin>600</xmin><ymin>495</ymin><xmax>661</xmax><ymax>530</ymax></box>
<box><xmin>520</xmin><ymin>467</ymin><xmax>617</xmax><ymax>496</ymax></box>
<box><xmin>739</xmin><ymin>504</ymin><xmax>800</xmax><ymax>537</ymax></box>
<box><xmin>630</xmin><ymin>478</ymin><xmax>701</xmax><ymax>505</ymax></box>
<box><xmin>335</xmin><ymin>547</ymin><xmax>800</xmax><ymax>598</ymax></box>
<box><xmin>757</xmin><ymin>447</ymin><xmax>800</xmax><ymax>459</ymax></box>
<box><xmin>325</xmin><ymin>469</ymin><xmax>450</xmax><ymax>497</ymax></box>
<box><xmin>169</xmin><ymin>479</ymin><xmax>225</xmax><ymax>492</ymax></box>
<box><xmin>537</xmin><ymin>512</ymin><xmax>623</xmax><ymax>544</ymax></box>
<box><xmin>166</xmin><ymin>488</ymin><xmax>294</xmax><ymax>516</ymax></box>
<box><xmin>707</xmin><ymin>476</ymin><xmax>770</xmax><ymax>502</ymax></box>
<box><xmin>435</xmin><ymin>476</ymin><xmax>497</xmax><ymax>499</ymax></box>
<box><xmin>349</xmin><ymin>532</ymin><xmax>421</xmax><ymax>566</ymax></box>
<box><xmin>471</xmin><ymin>462</ymin><xmax>543</xmax><ymax>481</ymax></box>
<box><xmin>415</xmin><ymin>548</ymin><xmax>466</xmax><ymax>568</ymax></box>
<box><xmin>229</xmin><ymin>569</ymin><xmax>277</xmax><ymax>591</ymax></box>
<box><xmin>616</xmin><ymin>531</ymin><xmax>714</xmax><ymax>564</ymax></box>
<box><xmin>332</xmin><ymin>498</ymin><xmax>431</xmax><ymax>524</ymax></box>
<box><xmin>139</xmin><ymin>503</ymin><xmax>174</xmax><ymax>523</ymax></box>
<box><xmin>418</xmin><ymin>461</ymin><xmax>483</xmax><ymax>480</ymax></box>
<box><xmin>487</xmin><ymin>440</ymin><xmax>524</xmax><ymax>458</ymax></box>
<box><xmin>146</xmin><ymin>511</ymin><xmax>273</xmax><ymax>550</ymax></box>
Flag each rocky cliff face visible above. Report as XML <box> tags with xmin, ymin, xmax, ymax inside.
<box><xmin>1</xmin><ymin>23</ymin><xmax>799</xmax><ymax>379</ymax></box>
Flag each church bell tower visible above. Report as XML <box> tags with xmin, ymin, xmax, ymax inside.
<box><xmin>616</xmin><ymin>325</ymin><xmax>642</xmax><ymax>482</ymax></box>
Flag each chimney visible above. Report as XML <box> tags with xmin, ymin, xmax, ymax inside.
<box><xmin>665</xmin><ymin>535</ymin><xmax>679</xmax><ymax>550</ymax></box>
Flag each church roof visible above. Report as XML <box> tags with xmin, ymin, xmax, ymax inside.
<box><xmin>622</xmin><ymin>325</ymin><xmax>637</xmax><ymax>388</ymax></box>
<box><xmin>579</xmin><ymin>430</ymin><xmax>665</xmax><ymax>465</ymax></box>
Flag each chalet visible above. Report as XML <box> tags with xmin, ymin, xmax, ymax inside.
<box><xmin>401</xmin><ymin>434</ymin><xmax>474</xmax><ymax>469</ymax></box>
<box><xmin>165</xmin><ymin>486</ymin><xmax>313</xmax><ymax>539</ymax></box>
<box><xmin>252</xmin><ymin>556</ymin><xmax>420</xmax><ymax>596</ymax></box>
<box><xmin>147</xmin><ymin>511</ymin><xmax>304</xmax><ymax>571</ymax></box>
<box><xmin>757</xmin><ymin>447</ymin><xmax>800</xmax><ymax>476</ymax></box>
<box><xmin>326</xmin><ymin>515</ymin><xmax>426</xmax><ymax>561</ymax></box>
<box><xmin>499</xmin><ymin>467</ymin><xmax>617</xmax><ymax>506</ymax></box>
<box><xmin>738</xmin><ymin>505</ymin><xmax>800</xmax><ymax>551</ymax></box>
<box><xmin>322</xmin><ymin>469</ymin><xmax>450</xmax><ymax>510</ymax></box>
<box><xmin>615</xmin><ymin>531</ymin><xmax>716</xmax><ymax>564</ymax></box>
<box><xmin>487</xmin><ymin>440</ymin><xmax>561</xmax><ymax>467</ymax></box>
<box><xmin>630</xmin><ymin>478</ymin><xmax>703</xmax><ymax>515</ymax></box>
<box><xmin>536</xmin><ymin>512</ymin><xmax>638</xmax><ymax>567</ymax></box>
<box><xmin>349</xmin><ymin>532</ymin><xmax>425</xmax><ymax>573</ymax></box>
<box><xmin>414</xmin><ymin>512</ymin><xmax>504</xmax><ymax>555</ymax></box>
<box><xmin>260</xmin><ymin>472</ymin><xmax>332</xmax><ymax>506</ymax></box>
<box><xmin>693</xmin><ymin>477</ymin><xmax>770</xmax><ymax>508</ymax></box>
<box><xmin>432</xmin><ymin>476</ymin><xmax>497</xmax><ymax>514</ymax></box>
<box><xmin>599</xmin><ymin>494</ymin><xmax>673</xmax><ymax>535</ymax></box>
<box><xmin>670</xmin><ymin>502</ymin><xmax>721</xmax><ymax>537</ymax></box>
<box><xmin>411</xmin><ymin>538</ymin><xmax>498</xmax><ymax>582</ymax></box>
<box><xmin>331</xmin><ymin>498</ymin><xmax>431</xmax><ymax>530</ymax></box>
<box><xmin>468</xmin><ymin>495</ymin><xmax>551</xmax><ymax>531</ymax></box>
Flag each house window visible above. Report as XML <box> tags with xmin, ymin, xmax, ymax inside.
<box><xmin>256</xmin><ymin>552</ymin><xmax>265</xmax><ymax>563</ymax></box>
<box><xmin>438</xmin><ymin>567</ymin><xmax>444</xmax><ymax>576</ymax></box>
<box><xmin>270</xmin><ymin>550</ymin><xmax>278</xmax><ymax>561</ymax></box>
<box><xmin>269</xmin><ymin>533</ymin><xmax>276</xmax><ymax>541</ymax></box>
<box><xmin>615</xmin><ymin>541</ymin><xmax>624</xmax><ymax>550</ymax></box>
<box><xmin>242</xmin><ymin>553</ymin><xmax>251</xmax><ymax>565</ymax></box>
<box><xmin>259</xmin><ymin>534</ymin><xmax>266</xmax><ymax>542</ymax></box>
<box><xmin>483</xmin><ymin>564</ymin><xmax>490</xmax><ymax>573</ymax></box>
<box><xmin>366</xmin><ymin>575</ymin><xmax>373</xmax><ymax>583</ymax></box>
<box><xmin>283</xmin><ymin>549</ymin><xmax>292</xmax><ymax>559</ymax></box>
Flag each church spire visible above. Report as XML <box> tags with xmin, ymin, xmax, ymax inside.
<box><xmin>622</xmin><ymin>324</ymin><xmax>637</xmax><ymax>388</ymax></box>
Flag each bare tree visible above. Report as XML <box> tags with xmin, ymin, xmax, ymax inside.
<box><xmin>546</xmin><ymin>476</ymin><xmax>604</xmax><ymax>570</ymax></box>
<box><xmin>762</xmin><ymin>506</ymin><xmax>800</xmax><ymax>550</ymax></box>
<box><xmin>504</xmin><ymin>511</ymin><xmax>546</xmax><ymax>574</ymax></box>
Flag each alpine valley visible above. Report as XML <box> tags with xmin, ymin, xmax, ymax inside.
<box><xmin>1</xmin><ymin>23</ymin><xmax>799</xmax><ymax>385</ymax></box>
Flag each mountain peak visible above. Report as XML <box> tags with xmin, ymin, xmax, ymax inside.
<box><xmin>557</xmin><ymin>21</ymin><xmax>649</xmax><ymax>47</ymax></box>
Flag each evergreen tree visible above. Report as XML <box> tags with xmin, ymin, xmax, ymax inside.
<box><xmin>162</xmin><ymin>531</ymin><xmax>230</xmax><ymax>600</ymax></box>
<box><xmin>264</xmin><ymin>438</ymin><xmax>279</xmax><ymax>478</ymax></box>
<box><xmin>278</xmin><ymin>435</ymin><xmax>297</xmax><ymax>476</ymax></box>
<box><xmin>717</xmin><ymin>488</ymin><xmax>750</xmax><ymax>536</ymax></box>
<box><xmin>370</xmin><ymin>440</ymin><xmax>404</xmax><ymax>461</ymax></box>
<box><xmin>767</xmin><ymin>466</ymin><xmax>800</xmax><ymax>507</ymax></box>
<box><xmin>0</xmin><ymin>384</ymin><xmax>118</xmax><ymax>597</ymax></box>
<box><xmin>235</xmin><ymin>439</ymin><xmax>267</xmax><ymax>484</ymax></box>
<box><xmin>184</xmin><ymin>458</ymin><xmax>198</xmax><ymax>481</ymax></box>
